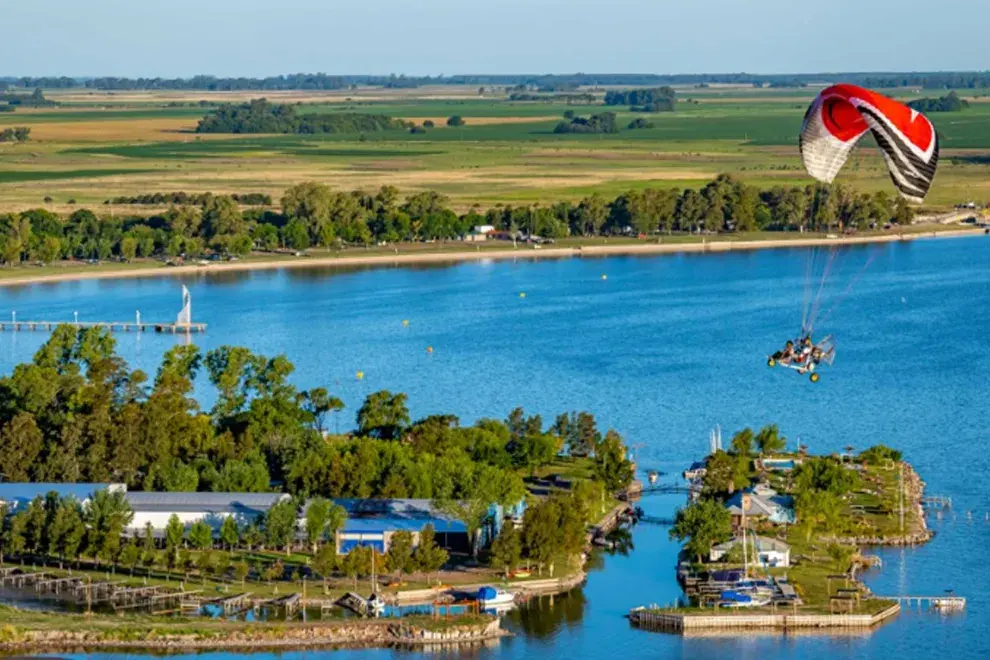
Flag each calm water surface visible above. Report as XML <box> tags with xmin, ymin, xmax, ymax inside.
<box><xmin>1</xmin><ymin>236</ymin><xmax>988</xmax><ymax>659</ymax></box>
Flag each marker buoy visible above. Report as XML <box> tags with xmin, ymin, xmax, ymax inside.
<box><xmin>426</xmin><ymin>346</ymin><xmax>434</xmax><ymax>354</ymax></box>
<box><xmin>601</xmin><ymin>274</ymin><xmax>608</xmax><ymax>281</ymax></box>
<box><xmin>402</xmin><ymin>319</ymin><xmax>410</xmax><ymax>326</ymax></box>
<box><xmin>356</xmin><ymin>371</ymin><xmax>364</xmax><ymax>381</ymax></box>
<box><xmin>519</xmin><ymin>292</ymin><xmax>526</xmax><ymax>299</ymax></box>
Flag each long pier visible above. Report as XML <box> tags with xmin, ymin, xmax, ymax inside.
<box><xmin>0</xmin><ymin>321</ymin><xmax>205</xmax><ymax>333</ymax></box>
<box><xmin>2</xmin><ymin>286</ymin><xmax>205</xmax><ymax>334</ymax></box>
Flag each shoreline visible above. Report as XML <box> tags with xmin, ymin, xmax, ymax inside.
<box><xmin>0</xmin><ymin>617</ymin><xmax>508</xmax><ymax>652</ymax></box>
<box><xmin>0</xmin><ymin>228</ymin><xmax>983</xmax><ymax>289</ymax></box>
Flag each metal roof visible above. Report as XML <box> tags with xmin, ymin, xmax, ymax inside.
<box><xmin>0</xmin><ymin>483</ymin><xmax>120</xmax><ymax>508</ymax></box>
<box><xmin>712</xmin><ymin>535</ymin><xmax>791</xmax><ymax>553</ymax></box>
<box><xmin>126</xmin><ymin>491</ymin><xmax>289</xmax><ymax>512</ymax></box>
<box><xmin>333</xmin><ymin>499</ymin><xmax>467</xmax><ymax>534</ymax></box>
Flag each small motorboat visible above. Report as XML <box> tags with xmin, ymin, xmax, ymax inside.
<box><xmin>477</xmin><ymin>586</ymin><xmax>515</xmax><ymax>608</ymax></box>
<box><xmin>648</xmin><ymin>471</ymin><xmax>659</xmax><ymax>485</ymax></box>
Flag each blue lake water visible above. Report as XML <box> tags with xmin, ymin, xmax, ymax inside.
<box><xmin>1</xmin><ymin>235</ymin><xmax>989</xmax><ymax>658</ymax></box>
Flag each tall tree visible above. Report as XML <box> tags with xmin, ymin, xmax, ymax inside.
<box><xmin>357</xmin><ymin>390</ymin><xmax>410</xmax><ymax>440</ymax></box>
<box><xmin>669</xmin><ymin>499</ymin><xmax>732</xmax><ymax>563</ymax></box>
<box><xmin>84</xmin><ymin>489</ymin><xmax>134</xmax><ymax>568</ymax></box>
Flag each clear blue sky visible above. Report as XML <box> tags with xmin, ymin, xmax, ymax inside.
<box><xmin>3</xmin><ymin>0</ymin><xmax>983</xmax><ymax>77</ymax></box>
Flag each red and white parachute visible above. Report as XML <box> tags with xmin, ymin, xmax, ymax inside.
<box><xmin>800</xmin><ymin>84</ymin><xmax>939</xmax><ymax>203</ymax></box>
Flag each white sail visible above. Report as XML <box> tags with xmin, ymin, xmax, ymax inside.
<box><xmin>176</xmin><ymin>286</ymin><xmax>192</xmax><ymax>326</ymax></box>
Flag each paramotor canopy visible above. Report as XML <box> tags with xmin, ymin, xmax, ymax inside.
<box><xmin>800</xmin><ymin>84</ymin><xmax>939</xmax><ymax>204</ymax></box>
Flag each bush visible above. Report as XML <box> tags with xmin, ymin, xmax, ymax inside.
<box><xmin>446</xmin><ymin>115</ymin><xmax>465</xmax><ymax>127</ymax></box>
<box><xmin>423</xmin><ymin>120</ymin><xmax>435</xmax><ymax>128</ymax></box>
<box><xmin>859</xmin><ymin>445</ymin><xmax>903</xmax><ymax>466</ymax></box>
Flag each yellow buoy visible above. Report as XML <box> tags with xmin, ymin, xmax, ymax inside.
<box><xmin>426</xmin><ymin>346</ymin><xmax>434</xmax><ymax>354</ymax></box>
<box><xmin>402</xmin><ymin>319</ymin><xmax>410</xmax><ymax>327</ymax></box>
<box><xmin>519</xmin><ymin>292</ymin><xmax>526</xmax><ymax>299</ymax></box>
<box><xmin>355</xmin><ymin>371</ymin><xmax>364</xmax><ymax>381</ymax></box>
<box><xmin>601</xmin><ymin>274</ymin><xmax>608</xmax><ymax>281</ymax></box>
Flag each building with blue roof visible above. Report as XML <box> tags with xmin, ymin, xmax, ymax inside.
<box><xmin>332</xmin><ymin>499</ymin><xmax>471</xmax><ymax>554</ymax></box>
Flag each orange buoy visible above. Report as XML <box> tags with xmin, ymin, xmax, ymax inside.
<box><xmin>426</xmin><ymin>346</ymin><xmax>434</xmax><ymax>354</ymax></box>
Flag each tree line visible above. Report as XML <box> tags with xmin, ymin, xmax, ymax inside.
<box><xmin>105</xmin><ymin>192</ymin><xmax>272</xmax><ymax>206</ymax></box>
<box><xmin>8</xmin><ymin>72</ymin><xmax>990</xmax><ymax>91</ymax></box>
<box><xmin>0</xmin><ymin>326</ymin><xmax>632</xmax><ymax>503</ymax></box>
<box><xmin>604</xmin><ymin>87</ymin><xmax>676</xmax><ymax>112</ymax></box>
<box><xmin>0</xmin><ymin>88</ymin><xmax>56</xmax><ymax>108</ymax></box>
<box><xmin>0</xmin><ymin>177</ymin><xmax>915</xmax><ymax>267</ymax></box>
<box><xmin>195</xmin><ymin>99</ymin><xmax>406</xmax><ymax>134</ymax></box>
<box><xmin>908</xmin><ymin>91</ymin><xmax>969</xmax><ymax>113</ymax></box>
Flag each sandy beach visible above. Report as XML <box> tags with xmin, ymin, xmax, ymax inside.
<box><xmin>0</xmin><ymin>228</ymin><xmax>983</xmax><ymax>288</ymax></box>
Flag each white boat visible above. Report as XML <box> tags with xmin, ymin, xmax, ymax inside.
<box><xmin>367</xmin><ymin>592</ymin><xmax>386</xmax><ymax>617</ymax></box>
<box><xmin>478</xmin><ymin>586</ymin><xmax>515</xmax><ymax>607</ymax></box>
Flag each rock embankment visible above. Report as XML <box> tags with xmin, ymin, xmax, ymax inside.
<box><xmin>0</xmin><ymin>617</ymin><xmax>507</xmax><ymax>651</ymax></box>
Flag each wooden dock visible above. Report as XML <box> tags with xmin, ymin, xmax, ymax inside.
<box><xmin>0</xmin><ymin>321</ymin><xmax>205</xmax><ymax>334</ymax></box>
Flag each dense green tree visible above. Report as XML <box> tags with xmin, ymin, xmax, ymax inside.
<box><xmin>755</xmin><ymin>424</ymin><xmax>786</xmax><ymax>454</ymax></box>
<box><xmin>264</xmin><ymin>499</ymin><xmax>298</xmax><ymax>554</ymax></box>
<box><xmin>489</xmin><ymin>524</ymin><xmax>522</xmax><ymax>578</ymax></box>
<box><xmin>357</xmin><ymin>390</ymin><xmax>410</xmax><ymax>440</ymax></box>
<box><xmin>385</xmin><ymin>529</ymin><xmax>414</xmax><ymax>582</ymax></box>
<box><xmin>84</xmin><ymin>489</ymin><xmax>134</xmax><ymax>568</ymax></box>
<box><xmin>219</xmin><ymin>516</ymin><xmax>240</xmax><ymax>550</ymax></box>
<box><xmin>188</xmin><ymin>520</ymin><xmax>214</xmax><ymax>550</ymax></box>
<box><xmin>594</xmin><ymin>430</ymin><xmax>634</xmax><ymax>492</ymax></box>
<box><xmin>669</xmin><ymin>499</ymin><xmax>732</xmax><ymax>563</ymax></box>
<box><xmin>165</xmin><ymin>513</ymin><xmax>185</xmax><ymax>564</ymax></box>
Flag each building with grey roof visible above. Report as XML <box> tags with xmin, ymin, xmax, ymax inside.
<box><xmin>125</xmin><ymin>491</ymin><xmax>291</xmax><ymax>537</ymax></box>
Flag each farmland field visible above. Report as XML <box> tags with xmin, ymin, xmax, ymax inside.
<box><xmin>1</xmin><ymin>85</ymin><xmax>989</xmax><ymax>212</ymax></box>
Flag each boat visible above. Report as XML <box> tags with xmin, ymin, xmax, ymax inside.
<box><xmin>367</xmin><ymin>591</ymin><xmax>386</xmax><ymax>617</ymax></box>
<box><xmin>718</xmin><ymin>588</ymin><xmax>772</xmax><ymax>608</ymax></box>
<box><xmin>648</xmin><ymin>471</ymin><xmax>659</xmax><ymax>485</ymax></box>
<box><xmin>477</xmin><ymin>586</ymin><xmax>515</xmax><ymax>608</ymax></box>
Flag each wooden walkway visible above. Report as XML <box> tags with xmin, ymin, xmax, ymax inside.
<box><xmin>0</xmin><ymin>321</ymin><xmax>205</xmax><ymax>333</ymax></box>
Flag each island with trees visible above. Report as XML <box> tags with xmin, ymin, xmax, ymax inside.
<box><xmin>638</xmin><ymin>425</ymin><xmax>931</xmax><ymax>631</ymax></box>
<box><xmin>0</xmin><ymin>326</ymin><xmax>636</xmax><ymax>650</ymax></box>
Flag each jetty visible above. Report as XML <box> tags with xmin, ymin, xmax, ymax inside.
<box><xmin>1</xmin><ymin>286</ymin><xmax>205</xmax><ymax>334</ymax></box>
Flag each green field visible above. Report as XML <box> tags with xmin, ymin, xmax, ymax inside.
<box><xmin>1</xmin><ymin>86</ymin><xmax>989</xmax><ymax>212</ymax></box>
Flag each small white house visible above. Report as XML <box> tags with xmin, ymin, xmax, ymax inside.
<box><xmin>709</xmin><ymin>535</ymin><xmax>791</xmax><ymax>568</ymax></box>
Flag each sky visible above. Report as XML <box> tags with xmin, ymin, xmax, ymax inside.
<box><xmin>2</xmin><ymin>0</ymin><xmax>985</xmax><ymax>77</ymax></box>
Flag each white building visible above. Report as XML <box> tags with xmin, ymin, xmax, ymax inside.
<box><xmin>125</xmin><ymin>491</ymin><xmax>291</xmax><ymax>537</ymax></box>
<box><xmin>709</xmin><ymin>535</ymin><xmax>791</xmax><ymax>568</ymax></box>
